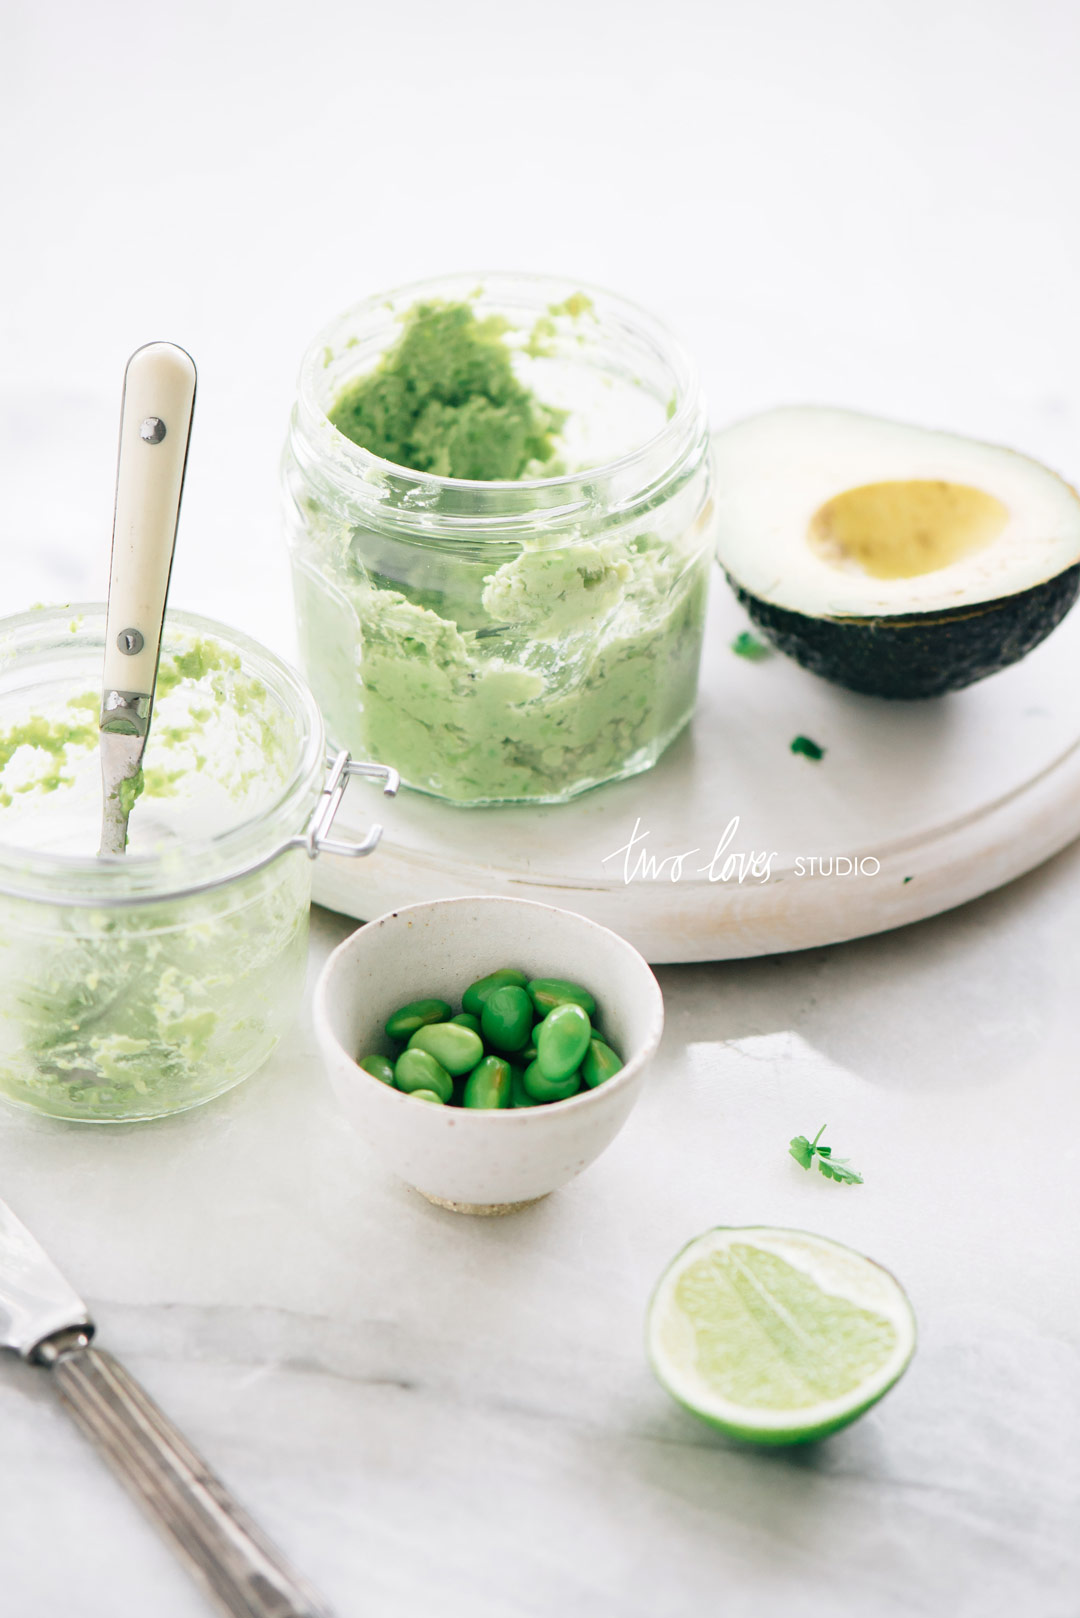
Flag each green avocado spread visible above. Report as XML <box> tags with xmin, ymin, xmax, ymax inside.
<box><xmin>292</xmin><ymin>291</ymin><xmax>713</xmax><ymax>804</ymax></box>
<box><xmin>0</xmin><ymin>633</ymin><xmax>306</xmax><ymax>1121</ymax></box>
<box><xmin>0</xmin><ymin>697</ymin><xmax>98</xmax><ymax>807</ymax></box>
<box><xmin>328</xmin><ymin>301</ymin><xmax>567</xmax><ymax>480</ymax></box>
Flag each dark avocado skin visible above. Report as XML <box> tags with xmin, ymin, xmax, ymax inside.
<box><xmin>728</xmin><ymin>563</ymin><xmax>1080</xmax><ymax>698</ymax></box>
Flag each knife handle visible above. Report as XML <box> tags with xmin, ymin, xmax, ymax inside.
<box><xmin>102</xmin><ymin>342</ymin><xmax>196</xmax><ymax>704</ymax></box>
<box><xmin>46</xmin><ymin>1344</ymin><xmax>335</xmax><ymax>1618</ymax></box>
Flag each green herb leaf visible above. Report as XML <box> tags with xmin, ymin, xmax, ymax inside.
<box><xmin>731</xmin><ymin>630</ymin><xmax>770</xmax><ymax>661</ymax></box>
<box><xmin>817</xmin><ymin>1155</ymin><xmax>864</xmax><ymax>1185</ymax></box>
<box><xmin>789</xmin><ymin>1124</ymin><xmax>862</xmax><ymax>1185</ymax></box>
<box><xmin>791</xmin><ymin>735</ymin><xmax>825</xmax><ymax>761</ymax></box>
<box><xmin>788</xmin><ymin>1134</ymin><xmax>814</xmax><ymax>1170</ymax></box>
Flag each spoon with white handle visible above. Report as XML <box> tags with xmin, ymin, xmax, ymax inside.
<box><xmin>99</xmin><ymin>341</ymin><xmax>196</xmax><ymax>856</ymax></box>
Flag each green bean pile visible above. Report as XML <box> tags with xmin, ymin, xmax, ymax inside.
<box><xmin>359</xmin><ymin>971</ymin><xmax>623</xmax><ymax>1108</ymax></box>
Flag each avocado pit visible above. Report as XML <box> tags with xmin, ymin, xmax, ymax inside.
<box><xmin>808</xmin><ymin>479</ymin><xmax>1009</xmax><ymax>581</ymax></box>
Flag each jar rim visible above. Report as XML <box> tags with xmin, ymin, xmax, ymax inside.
<box><xmin>291</xmin><ymin>270</ymin><xmax>708</xmax><ymax>519</ymax></box>
<box><xmin>0</xmin><ymin>606</ymin><xmax>325</xmax><ymax>907</ymax></box>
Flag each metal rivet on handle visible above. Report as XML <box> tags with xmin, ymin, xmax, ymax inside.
<box><xmin>140</xmin><ymin>417</ymin><xmax>166</xmax><ymax>443</ymax></box>
<box><xmin>118</xmin><ymin>629</ymin><xmax>144</xmax><ymax>655</ymax></box>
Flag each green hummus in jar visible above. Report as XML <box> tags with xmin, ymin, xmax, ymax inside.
<box><xmin>284</xmin><ymin>278</ymin><xmax>716</xmax><ymax>806</ymax></box>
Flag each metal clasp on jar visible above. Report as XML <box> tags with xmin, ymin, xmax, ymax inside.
<box><xmin>292</xmin><ymin>750</ymin><xmax>400</xmax><ymax>860</ymax></box>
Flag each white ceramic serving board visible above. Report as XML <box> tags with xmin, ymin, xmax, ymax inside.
<box><xmin>313</xmin><ymin>572</ymin><xmax>1080</xmax><ymax>963</ymax></box>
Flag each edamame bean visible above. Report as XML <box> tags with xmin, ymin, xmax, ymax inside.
<box><xmin>509</xmin><ymin>1066</ymin><xmax>539</xmax><ymax>1108</ymax></box>
<box><xmin>382</xmin><ymin>971</ymin><xmax>608</xmax><ymax>1111</ymax></box>
<box><xmin>536</xmin><ymin>1002</ymin><xmax>592</xmax><ymax>1082</ymax></box>
<box><xmin>462</xmin><ymin>1055</ymin><xmax>512</xmax><ymax>1109</ymax></box>
<box><xmin>359</xmin><ymin>1054</ymin><xmax>396</xmax><ymax>1086</ymax></box>
<box><xmin>522</xmin><ymin>1058</ymin><xmax>580</xmax><ymax>1103</ymax></box>
<box><xmin>582</xmin><ymin>1038</ymin><xmax>622</xmax><ymax>1088</ymax></box>
<box><xmin>395</xmin><ymin>1048</ymin><xmax>453</xmax><ymax>1103</ymax></box>
<box><xmin>462</xmin><ymin>968</ymin><xmax>528</xmax><ymax>1019</ymax></box>
<box><xmin>407</xmin><ymin>1021</ymin><xmax>484</xmax><ymax>1075</ymax></box>
<box><xmin>481</xmin><ymin>985</ymin><xmax>534</xmax><ymax>1053</ymax></box>
<box><xmin>385</xmin><ymin>998</ymin><xmax>452</xmax><ymax>1041</ymax></box>
<box><xmin>527</xmin><ymin>977</ymin><xmax>597</xmax><ymax>1018</ymax></box>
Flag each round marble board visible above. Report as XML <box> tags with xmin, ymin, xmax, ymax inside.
<box><xmin>312</xmin><ymin>571</ymin><xmax>1080</xmax><ymax>964</ymax></box>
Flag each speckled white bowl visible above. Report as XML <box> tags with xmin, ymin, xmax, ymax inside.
<box><xmin>314</xmin><ymin>896</ymin><xmax>664</xmax><ymax>1213</ymax></box>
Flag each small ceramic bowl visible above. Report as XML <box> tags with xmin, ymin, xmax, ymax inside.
<box><xmin>314</xmin><ymin>896</ymin><xmax>665</xmax><ymax>1213</ymax></box>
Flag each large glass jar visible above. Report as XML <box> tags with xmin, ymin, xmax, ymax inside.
<box><xmin>0</xmin><ymin>606</ymin><xmax>391</xmax><ymax>1122</ymax></box>
<box><xmin>282</xmin><ymin>273</ymin><xmax>716</xmax><ymax>807</ymax></box>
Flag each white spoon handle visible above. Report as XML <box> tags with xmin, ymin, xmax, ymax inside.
<box><xmin>102</xmin><ymin>342</ymin><xmax>196</xmax><ymax>702</ymax></box>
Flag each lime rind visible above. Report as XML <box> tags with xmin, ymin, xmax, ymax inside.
<box><xmin>646</xmin><ymin>1226</ymin><xmax>916</xmax><ymax>1445</ymax></box>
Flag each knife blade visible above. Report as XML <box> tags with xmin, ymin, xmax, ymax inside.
<box><xmin>0</xmin><ymin>1196</ymin><xmax>335</xmax><ymax>1618</ymax></box>
<box><xmin>0</xmin><ymin>1199</ymin><xmax>92</xmax><ymax>1356</ymax></box>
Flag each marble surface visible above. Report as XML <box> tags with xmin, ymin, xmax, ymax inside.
<box><xmin>1</xmin><ymin>891</ymin><xmax>1078</xmax><ymax>1618</ymax></box>
<box><xmin>3</xmin><ymin>0</ymin><xmax>1080</xmax><ymax>1611</ymax></box>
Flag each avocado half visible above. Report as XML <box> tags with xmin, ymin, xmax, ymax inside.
<box><xmin>714</xmin><ymin>407</ymin><xmax>1080</xmax><ymax>698</ymax></box>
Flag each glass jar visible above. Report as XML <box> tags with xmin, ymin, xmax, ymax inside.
<box><xmin>282</xmin><ymin>272</ymin><xmax>716</xmax><ymax>807</ymax></box>
<box><xmin>0</xmin><ymin>606</ymin><xmax>393</xmax><ymax>1122</ymax></box>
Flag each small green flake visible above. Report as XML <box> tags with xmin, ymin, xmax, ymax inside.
<box><xmin>791</xmin><ymin>735</ymin><xmax>825</xmax><ymax>761</ymax></box>
<box><xmin>524</xmin><ymin>314</ymin><xmax>557</xmax><ymax>358</ymax></box>
<box><xmin>731</xmin><ymin>631</ymin><xmax>770</xmax><ymax>662</ymax></box>
<box><xmin>548</xmin><ymin>291</ymin><xmax>595</xmax><ymax>320</ymax></box>
<box><xmin>116</xmin><ymin>768</ymin><xmax>144</xmax><ymax>817</ymax></box>
<box><xmin>902</xmin><ymin>875</ymin><xmax>913</xmax><ymax>884</ymax></box>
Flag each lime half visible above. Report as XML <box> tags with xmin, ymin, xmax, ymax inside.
<box><xmin>647</xmin><ymin>1226</ymin><xmax>916</xmax><ymax>1444</ymax></box>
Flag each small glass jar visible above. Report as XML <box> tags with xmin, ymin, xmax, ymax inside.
<box><xmin>0</xmin><ymin>606</ymin><xmax>392</xmax><ymax>1122</ymax></box>
<box><xmin>282</xmin><ymin>273</ymin><xmax>716</xmax><ymax>807</ymax></box>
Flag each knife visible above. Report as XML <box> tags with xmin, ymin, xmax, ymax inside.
<box><xmin>0</xmin><ymin>1197</ymin><xmax>336</xmax><ymax>1618</ymax></box>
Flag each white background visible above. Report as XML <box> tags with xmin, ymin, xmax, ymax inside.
<box><xmin>2</xmin><ymin>4</ymin><xmax>1079</xmax><ymax>1615</ymax></box>
<box><xmin>4</xmin><ymin>0</ymin><xmax>1080</xmax><ymax>648</ymax></box>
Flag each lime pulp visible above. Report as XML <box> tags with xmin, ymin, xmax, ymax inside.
<box><xmin>646</xmin><ymin>1226</ymin><xmax>916</xmax><ymax>1444</ymax></box>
